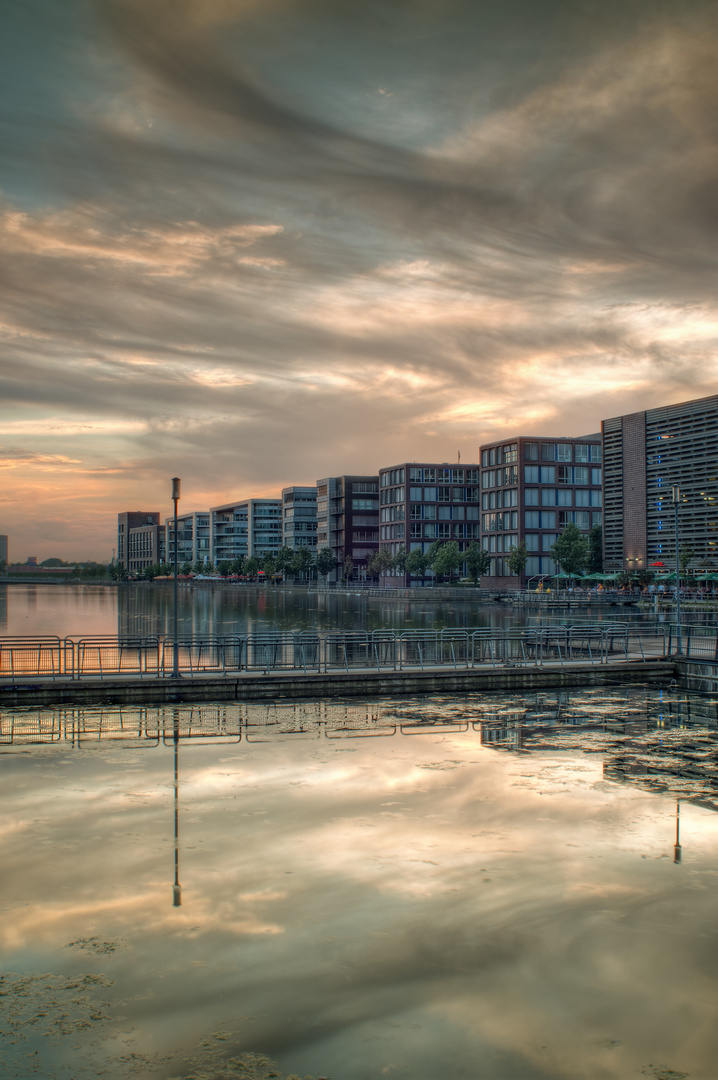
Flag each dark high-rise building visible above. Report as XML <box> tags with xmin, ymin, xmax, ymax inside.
<box><xmin>315</xmin><ymin>475</ymin><xmax>379</xmax><ymax>581</ymax></box>
<box><xmin>117</xmin><ymin>511</ymin><xmax>161</xmax><ymax>570</ymax></box>
<box><xmin>479</xmin><ymin>435</ymin><xmax>603</xmax><ymax>588</ymax></box>
<box><xmin>602</xmin><ymin>393</ymin><xmax>718</xmax><ymax>573</ymax></box>
<box><xmin>378</xmin><ymin>462</ymin><xmax>481</xmax><ymax>585</ymax></box>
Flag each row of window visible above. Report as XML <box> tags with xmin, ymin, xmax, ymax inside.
<box><xmin>525</xmin><ymin>488</ymin><xmax>602</xmax><ymax>507</ymax></box>
<box><xmin>482</xmin><ymin>512</ymin><xmax>520</xmax><ymax>532</ymax></box>
<box><xmin>482</xmin><ymin>490</ymin><xmax>519</xmax><ymax>510</ymax></box>
<box><xmin>481</xmin><ymin>444</ymin><xmax>518</xmax><ymax>466</ymax></box>
<box><xmin>405</xmin><ymin>467</ymin><xmax>481</xmax><ymax>483</ymax></box>
<box><xmin>481</xmin><ymin>534</ymin><xmax>519</xmax><ymax>553</ymax></box>
<box><xmin>524</xmin><ymin>465</ymin><xmax>602</xmax><ymax>485</ymax></box>
<box><xmin>481</xmin><ymin>466</ymin><xmax>519</xmax><ymax>488</ymax></box>
<box><xmin>524</xmin><ymin>510</ymin><xmax>602</xmax><ymax>529</ymax></box>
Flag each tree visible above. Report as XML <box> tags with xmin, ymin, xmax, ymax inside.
<box><xmin>343</xmin><ymin>556</ymin><xmax>354</xmax><ymax>582</ymax></box>
<box><xmin>315</xmin><ymin>547</ymin><xmax>336</xmax><ymax>581</ymax></box>
<box><xmin>218</xmin><ymin>560</ymin><xmax>231</xmax><ymax>577</ymax></box>
<box><xmin>275</xmin><ymin>546</ymin><xmax>295</xmax><ymax>578</ymax></box>
<box><xmin>262</xmin><ymin>554</ymin><xmax>278</xmax><ymax>580</ymax></box>
<box><xmin>291</xmin><ymin>546</ymin><xmax>314</xmax><ymax>582</ymax></box>
<box><xmin>180</xmin><ymin>561</ymin><xmax>192</xmax><ymax>575</ymax></box>
<box><xmin>393</xmin><ymin>545</ymin><xmax>408</xmax><ymax>576</ymax></box>
<box><xmin>244</xmin><ymin>556</ymin><xmax>259</xmax><ymax>579</ymax></box>
<box><xmin>679</xmin><ymin>543</ymin><xmax>695</xmax><ymax>584</ymax></box>
<box><xmin>588</xmin><ymin>525</ymin><xmax>603</xmax><ymax>573</ymax></box>
<box><xmin>550</xmin><ymin>523</ymin><xmax>589</xmax><ymax>581</ymax></box>
<box><xmin>192</xmin><ymin>559</ymin><xmax>205</xmax><ymax>574</ymax></box>
<box><xmin>465</xmin><ymin>541</ymin><xmax>490</xmax><ymax>584</ymax></box>
<box><xmin>431</xmin><ymin>541</ymin><xmax>461</xmax><ymax>584</ymax></box>
<box><xmin>367</xmin><ymin>547</ymin><xmax>393</xmax><ymax>581</ymax></box>
<box><xmin>41</xmin><ymin>557</ymin><xmax>66</xmax><ymax>567</ymax></box>
<box><xmin>230</xmin><ymin>556</ymin><xmax>245</xmax><ymax>576</ymax></box>
<box><xmin>506</xmin><ymin>540</ymin><xmax>528</xmax><ymax>579</ymax></box>
<box><xmin>405</xmin><ymin>547</ymin><xmax>431</xmax><ymax>579</ymax></box>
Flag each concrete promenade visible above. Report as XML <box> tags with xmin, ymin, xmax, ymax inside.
<box><xmin>0</xmin><ymin>658</ymin><xmax>675</xmax><ymax>707</ymax></box>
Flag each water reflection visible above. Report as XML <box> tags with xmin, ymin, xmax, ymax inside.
<box><xmin>3</xmin><ymin>686</ymin><xmax>718</xmax><ymax>1080</ymax></box>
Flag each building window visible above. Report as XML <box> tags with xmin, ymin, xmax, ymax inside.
<box><xmin>524</xmin><ymin>443</ymin><xmax>539</xmax><ymax>461</ymax></box>
<box><xmin>575</xmin><ymin>490</ymin><xmax>590</xmax><ymax>507</ymax></box>
<box><xmin>542</xmin><ymin>533</ymin><xmax>557</xmax><ymax>551</ymax></box>
<box><xmin>525</xmin><ymin>488</ymin><xmax>539</xmax><ymax>506</ymax></box>
<box><xmin>541</xmin><ymin>489</ymin><xmax>555</xmax><ymax>506</ymax></box>
<box><xmin>575</xmin><ymin>444</ymin><xmax>589</xmax><ymax>463</ymax></box>
<box><xmin>591</xmin><ymin>468</ymin><xmax>602</xmax><ymax>485</ymax></box>
<box><xmin>590</xmin><ymin>445</ymin><xmax>602</xmax><ymax>462</ymax></box>
<box><xmin>541</xmin><ymin>443</ymin><xmax>555</xmax><ymax>461</ymax></box>
<box><xmin>525</xmin><ymin>511</ymin><xmax>540</xmax><ymax>529</ymax></box>
<box><xmin>540</xmin><ymin>465</ymin><xmax>555</xmax><ymax>483</ymax></box>
<box><xmin>410</xmin><ymin>487</ymin><xmax>423</xmax><ymax>501</ymax></box>
<box><xmin>424</xmin><ymin>487</ymin><xmax>437</xmax><ymax>502</ymax></box>
<box><xmin>556</xmin><ymin>444</ymin><xmax>572</xmax><ymax>462</ymax></box>
<box><xmin>525</xmin><ymin>465</ymin><xmax>539</xmax><ymax>483</ymax></box>
<box><xmin>573</xmin><ymin>466</ymin><xmax>589</xmax><ymax>485</ymax></box>
<box><xmin>556</xmin><ymin>489</ymin><xmax>572</xmax><ymax>507</ymax></box>
<box><xmin>525</xmin><ymin>533</ymin><xmax>539</xmax><ymax>551</ymax></box>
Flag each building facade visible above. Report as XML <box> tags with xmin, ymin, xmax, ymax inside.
<box><xmin>166</xmin><ymin>511</ymin><xmax>211</xmax><ymax>567</ymax></box>
<box><xmin>378</xmin><ymin>462</ymin><xmax>481</xmax><ymax>584</ymax></box>
<box><xmin>210</xmin><ymin>499</ymin><xmax>282</xmax><ymax>564</ymax></box>
<box><xmin>479</xmin><ymin>436</ymin><xmax>603</xmax><ymax>588</ymax></box>
<box><xmin>602</xmin><ymin>393</ymin><xmax>718</xmax><ymax>573</ymax></box>
<box><xmin>127</xmin><ymin>520</ymin><xmax>165</xmax><ymax>573</ymax></box>
<box><xmin>117</xmin><ymin>512</ymin><xmax>161</xmax><ymax>571</ymax></box>
<box><xmin>281</xmin><ymin>487</ymin><xmax>318</xmax><ymax>550</ymax></box>
<box><xmin>316</xmin><ymin>475</ymin><xmax>379</xmax><ymax>581</ymax></box>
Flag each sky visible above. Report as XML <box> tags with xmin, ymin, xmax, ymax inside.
<box><xmin>3</xmin><ymin>0</ymin><xmax>718</xmax><ymax>561</ymax></box>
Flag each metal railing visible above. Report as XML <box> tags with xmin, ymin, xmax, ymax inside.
<box><xmin>0</xmin><ymin>624</ymin><xmax>671</xmax><ymax>682</ymax></box>
<box><xmin>666</xmin><ymin>623</ymin><xmax>718</xmax><ymax>662</ymax></box>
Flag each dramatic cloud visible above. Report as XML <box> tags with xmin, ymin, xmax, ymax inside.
<box><xmin>2</xmin><ymin>0</ymin><xmax>718</xmax><ymax>556</ymax></box>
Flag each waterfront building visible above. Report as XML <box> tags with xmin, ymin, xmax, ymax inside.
<box><xmin>0</xmin><ymin>535</ymin><xmax>7</xmax><ymax>564</ymax></box>
<box><xmin>117</xmin><ymin>511</ymin><xmax>161</xmax><ymax>571</ymax></box>
<box><xmin>479</xmin><ymin>435</ymin><xmax>603</xmax><ymax>588</ymax></box>
<box><xmin>315</xmin><ymin>475</ymin><xmax>379</xmax><ymax>581</ymax></box>
<box><xmin>210</xmin><ymin>498</ymin><xmax>282</xmax><ymax>564</ymax></box>
<box><xmin>166</xmin><ymin>511</ymin><xmax>211</xmax><ymax>567</ymax></box>
<box><xmin>281</xmin><ymin>486</ymin><xmax>317</xmax><ymax>550</ymax></box>
<box><xmin>602</xmin><ymin>392</ymin><xmax>718</xmax><ymax>573</ymax></box>
<box><xmin>127</xmin><ymin>519</ymin><xmax>166</xmax><ymax>573</ymax></box>
<box><xmin>378</xmin><ymin>462</ymin><xmax>481</xmax><ymax>585</ymax></box>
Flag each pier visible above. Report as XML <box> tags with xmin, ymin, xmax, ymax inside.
<box><xmin>0</xmin><ymin>624</ymin><xmax>704</xmax><ymax>705</ymax></box>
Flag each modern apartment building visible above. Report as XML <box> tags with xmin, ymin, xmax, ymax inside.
<box><xmin>479</xmin><ymin>436</ymin><xmax>603</xmax><ymax>588</ymax></box>
<box><xmin>378</xmin><ymin>462</ymin><xmax>481</xmax><ymax>583</ymax></box>
<box><xmin>117</xmin><ymin>511</ymin><xmax>161</xmax><ymax>571</ymax></box>
<box><xmin>210</xmin><ymin>499</ymin><xmax>282</xmax><ymax>563</ymax></box>
<box><xmin>166</xmin><ymin>511</ymin><xmax>211</xmax><ymax>567</ymax></box>
<box><xmin>281</xmin><ymin>486</ymin><xmax>318</xmax><ymax>550</ymax></box>
<box><xmin>127</xmin><ymin>519</ymin><xmax>165</xmax><ymax>573</ymax></box>
<box><xmin>602</xmin><ymin>393</ymin><xmax>718</xmax><ymax>572</ymax></box>
<box><xmin>315</xmin><ymin>475</ymin><xmax>379</xmax><ymax>581</ymax></box>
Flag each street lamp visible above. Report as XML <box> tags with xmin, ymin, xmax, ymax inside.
<box><xmin>172</xmin><ymin>477</ymin><xmax>181</xmax><ymax>678</ymax></box>
<box><xmin>672</xmin><ymin>485</ymin><xmax>682</xmax><ymax>655</ymax></box>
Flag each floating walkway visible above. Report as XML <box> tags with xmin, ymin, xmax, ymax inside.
<box><xmin>0</xmin><ymin>625</ymin><xmax>711</xmax><ymax>705</ymax></box>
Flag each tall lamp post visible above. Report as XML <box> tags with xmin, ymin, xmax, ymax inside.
<box><xmin>172</xmin><ymin>477</ymin><xmax>181</xmax><ymax>678</ymax></box>
<box><xmin>672</xmin><ymin>485</ymin><xmax>682</xmax><ymax>655</ymax></box>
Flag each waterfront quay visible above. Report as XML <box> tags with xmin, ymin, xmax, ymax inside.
<box><xmin>0</xmin><ymin>623</ymin><xmax>699</xmax><ymax>706</ymax></box>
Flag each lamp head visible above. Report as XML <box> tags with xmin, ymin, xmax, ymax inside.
<box><xmin>171</xmin><ymin>477</ymin><xmax>181</xmax><ymax>501</ymax></box>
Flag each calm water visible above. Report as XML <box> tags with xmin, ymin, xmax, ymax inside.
<box><xmin>0</xmin><ymin>583</ymin><xmax>534</xmax><ymax>638</ymax></box>
<box><xmin>0</xmin><ymin>582</ymin><xmax>696</xmax><ymax>638</ymax></box>
<box><xmin>3</xmin><ymin>686</ymin><xmax>718</xmax><ymax>1080</ymax></box>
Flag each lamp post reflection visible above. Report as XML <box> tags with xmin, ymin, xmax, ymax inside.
<box><xmin>172</xmin><ymin>710</ymin><xmax>182</xmax><ymax>906</ymax></box>
<box><xmin>673</xmin><ymin>799</ymin><xmax>682</xmax><ymax>865</ymax></box>
<box><xmin>171</xmin><ymin>477</ymin><xmax>181</xmax><ymax>679</ymax></box>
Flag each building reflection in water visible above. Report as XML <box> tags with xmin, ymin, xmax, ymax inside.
<box><xmin>3</xmin><ymin>689</ymin><xmax>716</xmax><ymax>886</ymax></box>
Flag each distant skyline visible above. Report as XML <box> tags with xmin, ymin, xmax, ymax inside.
<box><xmin>3</xmin><ymin>0</ymin><xmax>718</xmax><ymax>560</ymax></box>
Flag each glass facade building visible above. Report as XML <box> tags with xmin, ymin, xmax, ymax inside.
<box><xmin>479</xmin><ymin>436</ymin><xmax>602</xmax><ymax>587</ymax></box>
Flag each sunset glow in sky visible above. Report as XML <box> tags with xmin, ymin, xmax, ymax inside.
<box><xmin>3</xmin><ymin>0</ymin><xmax>718</xmax><ymax>560</ymax></box>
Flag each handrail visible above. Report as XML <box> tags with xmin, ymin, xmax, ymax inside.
<box><xmin>0</xmin><ymin>625</ymin><xmax>672</xmax><ymax>682</ymax></box>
